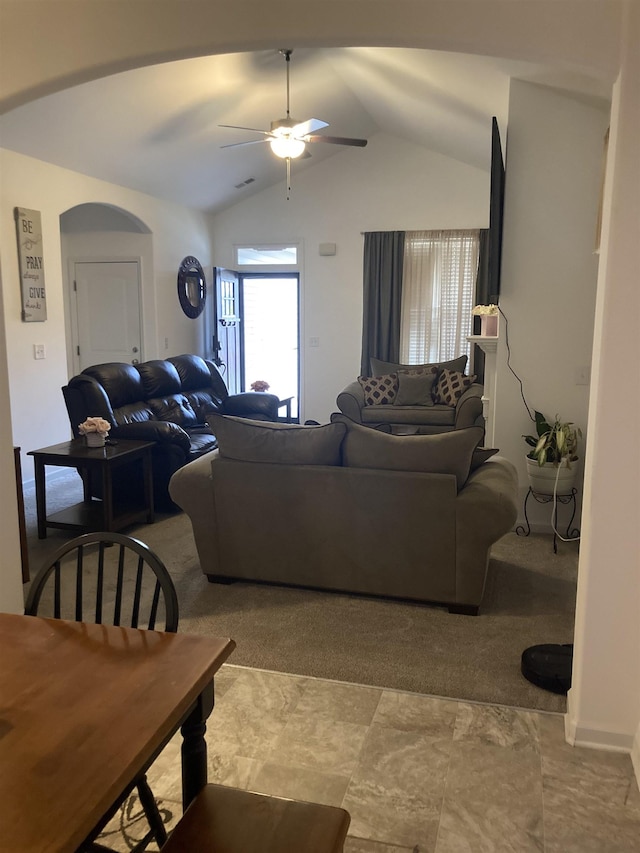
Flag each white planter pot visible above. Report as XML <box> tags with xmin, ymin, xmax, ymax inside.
<box><xmin>85</xmin><ymin>432</ymin><xmax>107</xmax><ymax>447</ymax></box>
<box><xmin>525</xmin><ymin>456</ymin><xmax>577</xmax><ymax>496</ymax></box>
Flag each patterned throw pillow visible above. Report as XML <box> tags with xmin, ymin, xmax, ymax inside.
<box><xmin>357</xmin><ymin>373</ymin><xmax>398</xmax><ymax>406</ymax></box>
<box><xmin>433</xmin><ymin>369</ymin><xmax>477</xmax><ymax>407</ymax></box>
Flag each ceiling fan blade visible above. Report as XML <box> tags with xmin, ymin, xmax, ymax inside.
<box><xmin>220</xmin><ymin>138</ymin><xmax>270</xmax><ymax>149</ymax></box>
<box><xmin>307</xmin><ymin>135</ymin><xmax>368</xmax><ymax>147</ymax></box>
<box><xmin>219</xmin><ymin>124</ymin><xmax>271</xmax><ymax>135</ymax></box>
<box><xmin>291</xmin><ymin>118</ymin><xmax>329</xmax><ymax>137</ymax></box>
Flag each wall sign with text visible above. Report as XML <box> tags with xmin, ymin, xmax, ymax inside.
<box><xmin>15</xmin><ymin>207</ymin><xmax>47</xmax><ymax>322</ymax></box>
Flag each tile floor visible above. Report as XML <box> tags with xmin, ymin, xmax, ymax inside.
<box><xmin>108</xmin><ymin>665</ymin><xmax>640</xmax><ymax>852</ymax></box>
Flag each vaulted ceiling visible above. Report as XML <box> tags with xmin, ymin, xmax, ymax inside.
<box><xmin>0</xmin><ymin>46</ymin><xmax>611</xmax><ymax>214</ymax></box>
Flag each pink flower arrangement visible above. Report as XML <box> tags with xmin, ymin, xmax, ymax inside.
<box><xmin>78</xmin><ymin>416</ymin><xmax>111</xmax><ymax>436</ymax></box>
<box><xmin>250</xmin><ymin>380</ymin><xmax>270</xmax><ymax>393</ymax></box>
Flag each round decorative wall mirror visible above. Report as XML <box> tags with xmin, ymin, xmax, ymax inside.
<box><xmin>177</xmin><ymin>255</ymin><xmax>206</xmax><ymax>318</ymax></box>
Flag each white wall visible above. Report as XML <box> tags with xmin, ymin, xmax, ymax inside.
<box><xmin>494</xmin><ymin>80</ymin><xmax>610</xmax><ymax>528</ymax></box>
<box><xmin>0</xmin><ymin>271</ymin><xmax>24</xmax><ymax>612</ymax></box>
<box><xmin>210</xmin><ymin>131</ymin><xmax>490</xmax><ymax>423</ymax></box>
<box><xmin>568</xmin><ymin>0</ymin><xmax>640</xmax><ymax>755</ymax></box>
<box><xmin>0</xmin><ymin>148</ymin><xmax>212</xmax><ymax>485</ymax></box>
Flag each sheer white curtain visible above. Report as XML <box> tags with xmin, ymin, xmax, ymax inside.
<box><xmin>400</xmin><ymin>230</ymin><xmax>480</xmax><ymax>365</ymax></box>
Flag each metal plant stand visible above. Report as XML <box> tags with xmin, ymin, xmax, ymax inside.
<box><xmin>516</xmin><ymin>487</ymin><xmax>580</xmax><ymax>554</ymax></box>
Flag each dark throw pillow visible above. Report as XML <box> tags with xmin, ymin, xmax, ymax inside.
<box><xmin>433</xmin><ymin>369</ymin><xmax>477</xmax><ymax>407</ymax></box>
<box><xmin>394</xmin><ymin>370</ymin><xmax>438</xmax><ymax>406</ymax></box>
<box><xmin>357</xmin><ymin>373</ymin><xmax>398</xmax><ymax>406</ymax></box>
<box><xmin>469</xmin><ymin>447</ymin><xmax>500</xmax><ymax>472</ymax></box>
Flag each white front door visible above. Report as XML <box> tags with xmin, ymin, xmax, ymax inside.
<box><xmin>73</xmin><ymin>261</ymin><xmax>142</xmax><ymax>369</ymax></box>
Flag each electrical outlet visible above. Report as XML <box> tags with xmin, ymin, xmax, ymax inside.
<box><xmin>309</xmin><ymin>337</ymin><xmax>320</xmax><ymax>348</ymax></box>
<box><xmin>33</xmin><ymin>344</ymin><xmax>45</xmax><ymax>360</ymax></box>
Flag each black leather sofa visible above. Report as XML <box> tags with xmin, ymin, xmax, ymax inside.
<box><xmin>62</xmin><ymin>354</ymin><xmax>279</xmax><ymax>508</ymax></box>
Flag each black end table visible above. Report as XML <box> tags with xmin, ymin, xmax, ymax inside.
<box><xmin>28</xmin><ymin>439</ymin><xmax>155</xmax><ymax>539</ymax></box>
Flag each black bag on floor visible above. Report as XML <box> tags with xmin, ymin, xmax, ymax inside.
<box><xmin>521</xmin><ymin>644</ymin><xmax>573</xmax><ymax>694</ymax></box>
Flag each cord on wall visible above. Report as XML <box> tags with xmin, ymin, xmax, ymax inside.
<box><xmin>498</xmin><ymin>305</ymin><xmax>535</xmax><ymax>422</ymax></box>
<box><xmin>499</xmin><ymin>305</ymin><xmax>581</xmax><ymax>545</ymax></box>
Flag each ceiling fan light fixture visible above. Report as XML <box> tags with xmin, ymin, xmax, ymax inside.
<box><xmin>269</xmin><ymin>134</ymin><xmax>306</xmax><ymax>159</ymax></box>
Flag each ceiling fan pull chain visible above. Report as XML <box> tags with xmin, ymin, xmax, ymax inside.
<box><xmin>283</xmin><ymin>49</ymin><xmax>292</xmax><ymax>118</ymax></box>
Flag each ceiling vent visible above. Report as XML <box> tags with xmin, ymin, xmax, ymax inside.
<box><xmin>234</xmin><ymin>177</ymin><xmax>256</xmax><ymax>189</ymax></box>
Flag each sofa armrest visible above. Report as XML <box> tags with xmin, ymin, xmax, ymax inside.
<box><xmin>454</xmin><ymin>457</ymin><xmax>518</xmax><ymax>607</ymax></box>
<box><xmin>112</xmin><ymin>420</ymin><xmax>191</xmax><ymax>453</ymax></box>
<box><xmin>454</xmin><ymin>383</ymin><xmax>484</xmax><ymax>430</ymax></box>
<box><xmin>169</xmin><ymin>450</ymin><xmax>221</xmax><ymax>576</ymax></box>
<box><xmin>221</xmin><ymin>392</ymin><xmax>279</xmax><ymax>421</ymax></box>
<box><xmin>63</xmin><ymin>377</ymin><xmax>116</xmax><ymax>436</ymax></box>
<box><xmin>336</xmin><ymin>381</ymin><xmax>365</xmax><ymax>423</ymax></box>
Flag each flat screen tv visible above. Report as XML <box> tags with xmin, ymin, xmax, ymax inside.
<box><xmin>488</xmin><ymin>116</ymin><xmax>505</xmax><ymax>305</ymax></box>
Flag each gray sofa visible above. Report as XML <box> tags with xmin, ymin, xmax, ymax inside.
<box><xmin>169</xmin><ymin>414</ymin><xmax>518</xmax><ymax>615</ymax></box>
<box><xmin>337</xmin><ymin>355</ymin><xmax>484</xmax><ymax>434</ymax></box>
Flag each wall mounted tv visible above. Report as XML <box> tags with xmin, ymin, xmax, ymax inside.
<box><xmin>488</xmin><ymin>116</ymin><xmax>505</xmax><ymax>305</ymax></box>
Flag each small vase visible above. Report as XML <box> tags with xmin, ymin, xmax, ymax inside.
<box><xmin>85</xmin><ymin>432</ymin><xmax>107</xmax><ymax>447</ymax></box>
<box><xmin>480</xmin><ymin>315</ymin><xmax>498</xmax><ymax>337</ymax></box>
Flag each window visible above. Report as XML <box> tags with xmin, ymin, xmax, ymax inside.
<box><xmin>400</xmin><ymin>230</ymin><xmax>480</xmax><ymax>365</ymax></box>
<box><xmin>235</xmin><ymin>245</ymin><xmax>298</xmax><ymax>266</ymax></box>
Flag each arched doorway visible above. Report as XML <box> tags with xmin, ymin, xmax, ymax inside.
<box><xmin>60</xmin><ymin>203</ymin><xmax>152</xmax><ymax>376</ymax></box>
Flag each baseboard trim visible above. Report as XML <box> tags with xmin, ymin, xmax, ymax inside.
<box><xmin>565</xmin><ymin>689</ymin><xmax>636</xmax><ymax>753</ymax></box>
<box><xmin>632</xmin><ymin>723</ymin><xmax>640</xmax><ymax>788</ymax></box>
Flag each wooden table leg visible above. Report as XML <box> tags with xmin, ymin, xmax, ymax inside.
<box><xmin>180</xmin><ymin>681</ymin><xmax>214</xmax><ymax>810</ymax></box>
<box><xmin>14</xmin><ymin>448</ymin><xmax>30</xmax><ymax>581</ymax></box>
<box><xmin>101</xmin><ymin>457</ymin><xmax>114</xmax><ymax>531</ymax></box>
<box><xmin>33</xmin><ymin>457</ymin><xmax>47</xmax><ymax>539</ymax></box>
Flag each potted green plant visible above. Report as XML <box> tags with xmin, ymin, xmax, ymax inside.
<box><xmin>523</xmin><ymin>411</ymin><xmax>582</xmax><ymax>495</ymax></box>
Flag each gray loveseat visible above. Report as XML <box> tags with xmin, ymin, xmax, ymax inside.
<box><xmin>169</xmin><ymin>414</ymin><xmax>518</xmax><ymax>615</ymax></box>
<box><xmin>337</xmin><ymin>355</ymin><xmax>484</xmax><ymax>434</ymax></box>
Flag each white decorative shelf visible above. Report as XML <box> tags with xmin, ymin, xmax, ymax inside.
<box><xmin>468</xmin><ymin>334</ymin><xmax>499</xmax><ymax>353</ymax></box>
<box><xmin>467</xmin><ymin>334</ymin><xmax>500</xmax><ymax>446</ymax></box>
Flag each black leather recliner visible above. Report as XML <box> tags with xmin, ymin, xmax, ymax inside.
<box><xmin>62</xmin><ymin>353</ymin><xmax>279</xmax><ymax>508</ymax></box>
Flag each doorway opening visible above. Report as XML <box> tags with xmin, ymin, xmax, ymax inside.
<box><xmin>60</xmin><ymin>203</ymin><xmax>152</xmax><ymax>377</ymax></box>
<box><xmin>213</xmin><ymin>266</ymin><xmax>300</xmax><ymax>420</ymax></box>
<box><xmin>241</xmin><ymin>274</ymin><xmax>300</xmax><ymax>420</ymax></box>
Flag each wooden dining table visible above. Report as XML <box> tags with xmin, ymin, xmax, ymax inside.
<box><xmin>0</xmin><ymin>612</ymin><xmax>236</xmax><ymax>853</ymax></box>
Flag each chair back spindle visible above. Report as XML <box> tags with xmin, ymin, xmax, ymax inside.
<box><xmin>25</xmin><ymin>532</ymin><xmax>179</xmax><ymax>633</ymax></box>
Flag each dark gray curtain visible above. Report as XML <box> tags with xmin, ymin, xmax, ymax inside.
<box><xmin>360</xmin><ymin>231</ymin><xmax>405</xmax><ymax>376</ymax></box>
<box><xmin>472</xmin><ymin>228</ymin><xmax>490</xmax><ymax>383</ymax></box>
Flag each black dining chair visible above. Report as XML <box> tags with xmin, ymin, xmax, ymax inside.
<box><xmin>24</xmin><ymin>531</ymin><xmax>179</xmax><ymax>853</ymax></box>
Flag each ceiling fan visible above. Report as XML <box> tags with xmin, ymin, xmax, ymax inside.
<box><xmin>219</xmin><ymin>49</ymin><xmax>368</xmax><ymax>197</ymax></box>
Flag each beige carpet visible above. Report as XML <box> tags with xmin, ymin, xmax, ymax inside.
<box><xmin>24</xmin><ymin>469</ymin><xmax>578</xmax><ymax>713</ymax></box>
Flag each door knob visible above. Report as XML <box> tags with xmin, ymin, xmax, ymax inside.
<box><xmin>132</xmin><ymin>358</ymin><xmax>139</xmax><ymax>364</ymax></box>
<box><xmin>132</xmin><ymin>346</ymin><xmax>139</xmax><ymax>353</ymax></box>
